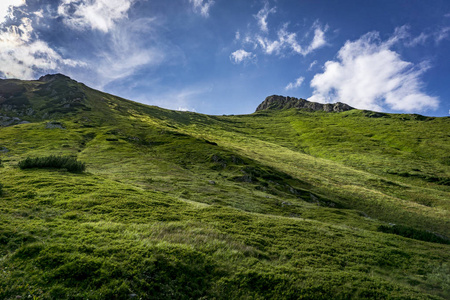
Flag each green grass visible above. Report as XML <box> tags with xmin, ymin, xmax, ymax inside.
<box><xmin>1</xmin><ymin>167</ymin><xmax>448</xmax><ymax>299</ymax></box>
<box><xmin>0</xmin><ymin>76</ymin><xmax>449</xmax><ymax>299</ymax></box>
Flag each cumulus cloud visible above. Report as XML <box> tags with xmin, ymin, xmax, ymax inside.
<box><xmin>57</xmin><ymin>0</ymin><xmax>134</xmax><ymax>33</ymax></box>
<box><xmin>0</xmin><ymin>0</ymin><xmax>25</xmax><ymax>23</ymax></box>
<box><xmin>254</xmin><ymin>2</ymin><xmax>276</xmax><ymax>32</ymax></box>
<box><xmin>230</xmin><ymin>49</ymin><xmax>256</xmax><ymax>64</ymax></box>
<box><xmin>189</xmin><ymin>0</ymin><xmax>215</xmax><ymax>17</ymax></box>
<box><xmin>0</xmin><ymin>15</ymin><xmax>83</xmax><ymax>79</ymax></box>
<box><xmin>285</xmin><ymin>76</ymin><xmax>304</xmax><ymax>90</ymax></box>
<box><xmin>309</xmin><ymin>30</ymin><xmax>439</xmax><ymax>112</ymax></box>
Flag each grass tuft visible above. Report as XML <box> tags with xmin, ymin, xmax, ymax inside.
<box><xmin>18</xmin><ymin>155</ymin><xmax>86</xmax><ymax>173</ymax></box>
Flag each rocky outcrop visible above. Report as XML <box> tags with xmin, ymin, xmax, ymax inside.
<box><xmin>0</xmin><ymin>115</ymin><xmax>30</xmax><ymax>127</ymax></box>
<box><xmin>38</xmin><ymin>73</ymin><xmax>73</xmax><ymax>82</ymax></box>
<box><xmin>45</xmin><ymin>121</ymin><xmax>65</xmax><ymax>129</ymax></box>
<box><xmin>255</xmin><ymin>95</ymin><xmax>354</xmax><ymax>113</ymax></box>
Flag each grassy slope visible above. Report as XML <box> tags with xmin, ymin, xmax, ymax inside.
<box><xmin>0</xmin><ymin>78</ymin><xmax>449</xmax><ymax>299</ymax></box>
<box><xmin>178</xmin><ymin>110</ymin><xmax>449</xmax><ymax>235</ymax></box>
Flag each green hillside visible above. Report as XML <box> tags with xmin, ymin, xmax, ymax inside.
<box><xmin>0</xmin><ymin>75</ymin><xmax>449</xmax><ymax>299</ymax></box>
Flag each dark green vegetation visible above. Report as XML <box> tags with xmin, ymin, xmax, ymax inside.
<box><xmin>18</xmin><ymin>155</ymin><xmax>86</xmax><ymax>173</ymax></box>
<box><xmin>377</xmin><ymin>224</ymin><xmax>449</xmax><ymax>245</ymax></box>
<box><xmin>0</xmin><ymin>74</ymin><xmax>449</xmax><ymax>299</ymax></box>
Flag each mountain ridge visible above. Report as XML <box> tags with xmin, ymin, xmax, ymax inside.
<box><xmin>0</xmin><ymin>74</ymin><xmax>438</xmax><ymax>120</ymax></box>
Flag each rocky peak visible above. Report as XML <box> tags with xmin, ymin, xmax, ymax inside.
<box><xmin>255</xmin><ymin>95</ymin><xmax>354</xmax><ymax>113</ymax></box>
<box><xmin>38</xmin><ymin>73</ymin><xmax>73</xmax><ymax>82</ymax></box>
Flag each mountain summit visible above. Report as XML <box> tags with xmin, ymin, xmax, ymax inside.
<box><xmin>256</xmin><ymin>95</ymin><xmax>354</xmax><ymax>112</ymax></box>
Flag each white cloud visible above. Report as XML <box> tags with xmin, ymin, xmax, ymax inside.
<box><xmin>308</xmin><ymin>22</ymin><xmax>327</xmax><ymax>51</ymax></box>
<box><xmin>33</xmin><ymin>9</ymin><xmax>44</xmax><ymax>19</ymax></box>
<box><xmin>243</xmin><ymin>35</ymin><xmax>256</xmax><ymax>48</ymax></box>
<box><xmin>230</xmin><ymin>49</ymin><xmax>256</xmax><ymax>64</ymax></box>
<box><xmin>255</xmin><ymin>22</ymin><xmax>327</xmax><ymax>56</ymax></box>
<box><xmin>309</xmin><ymin>30</ymin><xmax>439</xmax><ymax>112</ymax></box>
<box><xmin>385</xmin><ymin>25</ymin><xmax>450</xmax><ymax>46</ymax></box>
<box><xmin>55</xmin><ymin>1</ymin><xmax>167</xmax><ymax>88</ymax></box>
<box><xmin>140</xmin><ymin>86</ymin><xmax>212</xmax><ymax>112</ymax></box>
<box><xmin>435</xmin><ymin>27</ymin><xmax>450</xmax><ymax>43</ymax></box>
<box><xmin>285</xmin><ymin>76</ymin><xmax>304</xmax><ymax>91</ymax></box>
<box><xmin>0</xmin><ymin>0</ymin><xmax>25</xmax><ymax>23</ymax></box>
<box><xmin>57</xmin><ymin>0</ymin><xmax>134</xmax><ymax>33</ymax></box>
<box><xmin>0</xmin><ymin>1</ymin><xmax>157</xmax><ymax>85</ymax></box>
<box><xmin>405</xmin><ymin>32</ymin><xmax>428</xmax><ymax>47</ymax></box>
<box><xmin>308</xmin><ymin>60</ymin><xmax>317</xmax><ymax>70</ymax></box>
<box><xmin>0</xmin><ymin>17</ymin><xmax>83</xmax><ymax>79</ymax></box>
<box><xmin>177</xmin><ymin>107</ymin><xmax>196</xmax><ymax>112</ymax></box>
<box><xmin>235</xmin><ymin>30</ymin><xmax>240</xmax><ymax>40</ymax></box>
<box><xmin>189</xmin><ymin>0</ymin><xmax>215</xmax><ymax>17</ymax></box>
<box><xmin>254</xmin><ymin>2</ymin><xmax>276</xmax><ymax>32</ymax></box>
<box><xmin>92</xmin><ymin>18</ymin><xmax>165</xmax><ymax>87</ymax></box>
<box><xmin>231</xmin><ymin>3</ymin><xmax>328</xmax><ymax>62</ymax></box>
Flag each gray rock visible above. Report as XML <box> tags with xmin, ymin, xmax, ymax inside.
<box><xmin>38</xmin><ymin>73</ymin><xmax>72</xmax><ymax>82</ymax></box>
<box><xmin>46</xmin><ymin>121</ymin><xmax>65</xmax><ymax>129</ymax></box>
<box><xmin>234</xmin><ymin>175</ymin><xmax>253</xmax><ymax>183</ymax></box>
<box><xmin>255</xmin><ymin>95</ymin><xmax>354</xmax><ymax>113</ymax></box>
<box><xmin>281</xmin><ymin>201</ymin><xmax>292</xmax><ymax>207</ymax></box>
<box><xmin>25</xmin><ymin>107</ymin><xmax>34</xmax><ymax>116</ymax></box>
<box><xmin>309</xmin><ymin>193</ymin><xmax>320</xmax><ymax>204</ymax></box>
<box><xmin>0</xmin><ymin>115</ymin><xmax>25</xmax><ymax>126</ymax></box>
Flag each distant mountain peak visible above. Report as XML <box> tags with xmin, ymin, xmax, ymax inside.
<box><xmin>256</xmin><ymin>95</ymin><xmax>354</xmax><ymax>113</ymax></box>
<box><xmin>38</xmin><ymin>73</ymin><xmax>73</xmax><ymax>82</ymax></box>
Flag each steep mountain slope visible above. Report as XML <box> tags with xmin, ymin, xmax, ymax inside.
<box><xmin>0</xmin><ymin>75</ymin><xmax>449</xmax><ymax>299</ymax></box>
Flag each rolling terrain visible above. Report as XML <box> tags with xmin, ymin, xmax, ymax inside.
<box><xmin>0</xmin><ymin>74</ymin><xmax>449</xmax><ymax>299</ymax></box>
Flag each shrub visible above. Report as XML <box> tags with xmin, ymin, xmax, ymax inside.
<box><xmin>0</xmin><ymin>183</ymin><xmax>3</xmax><ymax>196</ymax></box>
<box><xmin>18</xmin><ymin>155</ymin><xmax>86</xmax><ymax>173</ymax></box>
<box><xmin>378</xmin><ymin>224</ymin><xmax>450</xmax><ymax>245</ymax></box>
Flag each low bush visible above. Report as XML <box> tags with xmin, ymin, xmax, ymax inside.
<box><xmin>378</xmin><ymin>224</ymin><xmax>450</xmax><ymax>245</ymax></box>
<box><xmin>18</xmin><ymin>155</ymin><xmax>86</xmax><ymax>173</ymax></box>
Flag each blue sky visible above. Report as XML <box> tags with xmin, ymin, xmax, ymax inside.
<box><xmin>1</xmin><ymin>0</ymin><xmax>449</xmax><ymax>116</ymax></box>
